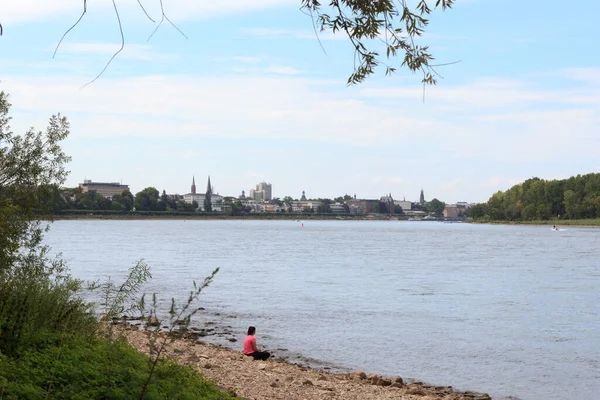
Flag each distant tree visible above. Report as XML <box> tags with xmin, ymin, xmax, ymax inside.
<box><xmin>272</xmin><ymin>197</ymin><xmax>283</xmax><ymax>206</ymax></box>
<box><xmin>394</xmin><ymin>205</ymin><xmax>404</xmax><ymax>214</ymax></box>
<box><xmin>427</xmin><ymin>198</ymin><xmax>445</xmax><ymax>215</ymax></box>
<box><xmin>204</xmin><ymin>180</ymin><xmax>212</xmax><ymax>212</ymax></box>
<box><xmin>372</xmin><ymin>203</ymin><xmax>381</xmax><ymax>213</ymax></box>
<box><xmin>113</xmin><ymin>189</ymin><xmax>134</xmax><ymax>211</ymax></box>
<box><xmin>343</xmin><ymin>194</ymin><xmax>353</xmax><ymax>201</ymax></box>
<box><xmin>282</xmin><ymin>196</ymin><xmax>294</xmax><ymax>204</ymax></box>
<box><xmin>317</xmin><ymin>202</ymin><xmax>331</xmax><ymax>213</ymax></box>
<box><xmin>134</xmin><ymin>187</ymin><xmax>159</xmax><ymax>211</ymax></box>
<box><xmin>302</xmin><ymin>206</ymin><xmax>314</xmax><ymax>214</ymax></box>
<box><xmin>157</xmin><ymin>189</ymin><xmax>168</xmax><ymax>211</ymax></box>
<box><xmin>110</xmin><ymin>201</ymin><xmax>124</xmax><ymax>211</ymax></box>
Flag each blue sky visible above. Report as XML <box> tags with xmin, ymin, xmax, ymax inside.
<box><xmin>1</xmin><ymin>0</ymin><xmax>599</xmax><ymax>203</ymax></box>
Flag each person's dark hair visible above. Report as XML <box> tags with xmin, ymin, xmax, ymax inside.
<box><xmin>247</xmin><ymin>326</ymin><xmax>256</xmax><ymax>335</ymax></box>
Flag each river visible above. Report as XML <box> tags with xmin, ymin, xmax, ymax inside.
<box><xmin>44</xmin><ymin>220</ymin><xmax>600</xmax><ymax>400</ymax></box>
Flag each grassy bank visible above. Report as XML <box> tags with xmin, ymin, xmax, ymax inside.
<box><xmin>0</xmin><ymin>333</ymin><xmax>234</xmax><ymax>399</ymax></box>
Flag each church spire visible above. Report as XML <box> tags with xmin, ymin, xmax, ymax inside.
<box><xmin>191</xmin><ymin>175</ymin><xmax>196</xmax><ymax>194</ymax></box>
<box><xmin>419</xmin><ymin>189</ymin><xmax>425</xmax><ymax>205</ymax></box>
<box><xmin>206</xmin><ymin>175</ymin><xmax>212</xmax><ymax>195</ymax></box>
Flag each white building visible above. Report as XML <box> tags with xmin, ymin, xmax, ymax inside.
<box><xmin>183</xmin><ymin>176</ymin><xmax>224</xmax><ymax>211</ymax></box>
<box><xmin>394</xmin><ymin>200</ymin><xmax>412</xmax><ymax>211</ymax></box>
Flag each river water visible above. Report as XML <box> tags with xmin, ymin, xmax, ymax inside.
<box><xmin>44</xmin><ymin>220</ymin><xmax>600</xmax><ymax>400</ymax></box>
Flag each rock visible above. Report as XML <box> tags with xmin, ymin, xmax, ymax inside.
<box><xmin>318</xmin><ymin>375</ymin><xmax>328</xmax><ymax>381</ymax></box>
<box><xmin>258</xmin><ymin>363</ymin><xmax>267</xmax><ymax>370</ymax></box>
<box><xmin>406</xmin><ymin>387</ymin><xmax>427</xmax><ymax>396</ymax></box>
<box><xmin>270</xmin><ymin>381</ymin><xmax>280</xmax><ymax>388</ymax></box>
<box><xmin>243</xmin><ymin>356</ymin><xmax>253</xmax><ymax>362</ymax></box>
<box><xmin>228</xmin><ymin>338</ymin><xmax>237</xmax><ymax>342</ymax></box>
<box><xmin>319</xmin><ymin>391</ymin><xmax>335</xmax><ymax>397</ymax></box>
<box><xmin>147</xmin><ymin>317</ymin><xmax>159</xmax><ymax>327</ymax></box>
<box><xmin>390</xmin><ymin>383</ymin><xmax>404</xmax><ymax>389</ymax></box>
<box><xmin>285</xmin><ymin>376</ymin><xmax>294</xmax><ymax>383</ymax></box>
<box><xmin>378</xmin><ymin>378</ymin><xmax>392</xmax><ymax>386</ymax></box>
<box><xmin>392</xmin><ymin>376</ymin><xmax>404</xmax><ymax>384</ymax></box>
<box><xmin>302</xmin><ymin>379</ymin><xmax>314</xmax><ymax>386</ymax></box>
<box><xmin>204</xmin><ymin>363</ymin><xmax>212</xmax><ymax>369</ymax></box>
<box><xmin>350</xmin><ymin>371</ymin><xmax>367</xmax><ymax>380</ymax></box>
<box><xmin>367</xmin><ymin>373</ymin><xmax>379</xmax><ymax>384</ymax></box>
<box><xmin>473</xmin><ymin>395</ymin><xmax>492</xmax><ymax>400</ymax></box>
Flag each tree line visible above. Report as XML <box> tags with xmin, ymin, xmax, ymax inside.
<box><xmin>39</xmin><ymin>185</ymin><xmax>449</xmax><ymax>216</ymax></box>
<box><xmin>40</xmin><ymin>186</ymin><xmax>199</xmax><ymax>213</ymax></box>
<box><xmin>470</xmin><ymin>173</ymin><xmax>600</xmax><ymax>221</ymax></box>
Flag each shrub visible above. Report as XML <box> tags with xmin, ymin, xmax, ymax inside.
<box><xmin>0</xmin><ymin>334</ymin><xmax>233</xmax><ymax>400</ymax></box>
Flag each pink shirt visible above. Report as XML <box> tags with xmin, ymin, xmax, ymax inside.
<box><xmin>244</xmin><ymin>335</ymin><xmax>256</xmax><ymax>355</ymax></box>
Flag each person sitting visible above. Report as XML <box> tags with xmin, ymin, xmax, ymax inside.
<box><xmin>243</xmin><ymin>326</ymin><xmax>270</xmax><ymax>360</ymax></box>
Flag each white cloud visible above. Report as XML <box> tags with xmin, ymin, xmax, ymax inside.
<box><xmin>2</xmin><ymin>0</ymin><xmax>296</xmax><ymax>25</ymax></box>
<box><xmin>266</xmin><ymin>65</ymin><xmax>301</xmax><ymax>75</ymax></box>
<box><xmin>53</xmin><ymin>42</ymin><xmax>162</xmax><ymax>61</ymax></box>
<box><xmin>558</xmin><ymin>68</ymin><xmax>600</xmax><ymax>85</ymax></box>
<box><xmin>241</xmin><ymin>27</ymin><xmax>346</xmax><ymax>41</ymax></box>
<box><xmin>3</xmin><ymin>69</ymin><xmax>599</xmax><ymax>200</ymax></box>
<box><xmin>1</xmin><ymin>0</ymin><xmax>81</xmax><ymax>25</ymax></box>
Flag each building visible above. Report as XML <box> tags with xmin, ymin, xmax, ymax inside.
<box><xmin>79</xmin><ymin>180</ymin><xmax>129</xmax><ymax>199</ymax></box>
<box><xmin>183</xmin><ymin>176</ymin><xmax>223</xmax><ymax>211</ymax></box>
<box><xmin>380</xmin><ymin>193</ymin><xmax>395</xmax><ymax>214</ymax></box>
<box><xmin>443</xmin><ymin>204</ymin><xmax>463</xmax><ymax>218</ymax></box>
<box><xmin>419</xmin><ymin>189</ymin><xmax>425</xmax><ymax>205</ymax></box>
<box><xmin>394</xmin><ymin>199</ymin><xmax>412</xmax><ymax>211</ymax></box>
<box><xmin>329</xmin><ymin>203</ymin><xmax>346</xmax><ymax>213</ymax></box>
<box><xmin>347</xmin><ymin>199</ymin><xmax>378</xmax><ymax>214</ymax></box>
<box><xmin>249</xmin><ymin>181</ymin><xmax>272</xmax><ymax>201</ymax></box>
<box><xmin>291</xmin><ymin>200</ymin><xmax>321</xmax><ymax>213</ymax></box>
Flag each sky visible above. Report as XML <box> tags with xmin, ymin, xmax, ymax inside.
<box><xmin>1</xmin><ymin>0</ymin><xmax>599</xmax><ymax>203</ymax></box>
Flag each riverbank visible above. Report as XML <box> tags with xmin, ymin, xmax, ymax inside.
<box><xmin>119</xmin><ymin>326</ymin><xmax>493</xmax><ymax>400</ymax></box>
<box><xmin>473</xmin><ymin>218</ymin><xmax>600</xmax><ymax>227</ymax></box>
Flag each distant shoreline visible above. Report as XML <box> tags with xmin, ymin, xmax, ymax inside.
<box><xmin>43</xmin><ymin>214</ymin><xmax>600</xmax><ymax>226</ymax></box>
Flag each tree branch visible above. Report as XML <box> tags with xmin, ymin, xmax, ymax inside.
<box><xmin>136</xmin><ymin>0</ymin><xmax>156</xmax><ymax>23</ymax></box>
<box><xmin>53</xmin><ymin>0</ymin><xmax>87</xmax><ymax>58</ymax></box>
<box><xmin>81</xmin><ymin>0</ymin><xmax>124</xmax><ymax>88</ymax></box>
<box><xmin>147</xmin><ymin>0</ymin><xmax>188</xmax><ymax>42</ymax></box>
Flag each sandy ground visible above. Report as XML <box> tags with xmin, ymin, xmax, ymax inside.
<box><xmin>117</xmin><ymin>326</ymin><xmax>492</xmax><ymax>400</ymax></box>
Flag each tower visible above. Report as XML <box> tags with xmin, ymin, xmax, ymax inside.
<box><xmin>204</xmin><ymin>176</ymin><xmax>213</xmax><ymax>212</ymax></box>
<box><xmin>419</xmin><ymin>189</ymin><xmax>425</xmax><ymax>205</ymax></box>
<box><xmin>300</xmin><ymin>190</ymin><xmax>306</xmax><ymax>201</ymax></box>
<box><xmin>191</xmin><ymin>175</ymin><xmax>196</xmax><ymax>194</ymax></box>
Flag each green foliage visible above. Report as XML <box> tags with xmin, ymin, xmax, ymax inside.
<box><xmin>426</xmin><ymin>198</ymin><xmax>445</xmax><ymax>215</ymax></box>
<box><xmin>141</xmin><ymin>268</ymin><xmax>219</xmax><ymax>399</ymax></box>
<box><xmin>472</xmin><ymin>173</ymin><xmax>600</xmax><ymax>221</ymax></box>
<box><xmin>135</xmin><ymin>187</ymin><xmax>161</xmax><ymax>211</ymax></box>
<box><xmin>0</xmin><ymin>90</ymin><xmax>71</xmax><ymax>270</ymax></box>
<box><xmin>300</xmin><ymin>0</ymin><xmax>455</xmax><ymax>85</ymax></box>
<box><xmin>95</xmin><ymin>260</ymin><xmax>152</xmax><ymax>324</ymax></box>
<box><xmin>0</xmin><ymin>334</ymin><xmax>233</xmax><ymax>400</ymax></box>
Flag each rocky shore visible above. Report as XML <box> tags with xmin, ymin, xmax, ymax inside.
<box><xmin>118</xmin><ymin>326</ymin><xmax>493</xmax><ymax>400</ymax></box>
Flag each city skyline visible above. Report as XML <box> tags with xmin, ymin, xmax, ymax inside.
<box><xmin>3</xmin><ymin>1</ymin><xmax>599</xmax><ymax>204</ymax></box>
<box><xmin>75</xmin><ymin>175</ymin><xmax>466</xmax><ymax>204</ymax></box>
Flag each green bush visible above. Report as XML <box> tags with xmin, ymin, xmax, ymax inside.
<box><xmin>0</xmin><ymin>257</ymin><xmax>97</xmax><ymax>356</ymax></box>
<box><xmin>0</xmin><ymin>334</ymin><xmax>233</xmax><ymax>400</ymax></box>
